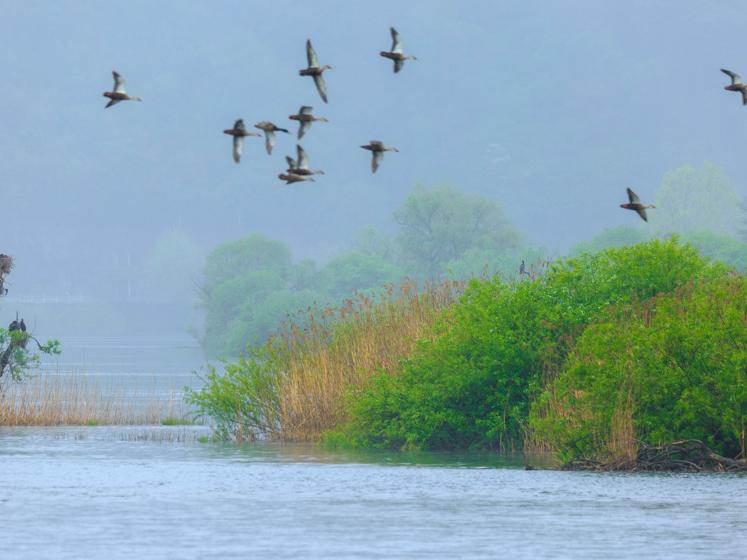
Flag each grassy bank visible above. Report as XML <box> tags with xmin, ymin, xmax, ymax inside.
<box><xmin>192</xmin><ymin>238</ymin><xmax>747</xmax><ymax>468</ymax></box>
<box><xmin>188</xmin><ymin>280</ymin><xmax>461</xmax><ymax>441</ymax></box>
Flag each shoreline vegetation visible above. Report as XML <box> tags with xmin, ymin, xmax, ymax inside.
<box><xmin>0</xmin><ymin>373</ymin><xmax>194</xmax><ymax>427</ymax></box>
<box><xmin>191</xmin><ymin>238</ymin><xmax>747</xmax><ymax>472</ymax></box>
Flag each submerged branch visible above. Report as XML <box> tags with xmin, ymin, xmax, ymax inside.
<box><xmin>565</xmin><ymin>440</ymin><xmax>747</xmax><ymax>472</ymax></box>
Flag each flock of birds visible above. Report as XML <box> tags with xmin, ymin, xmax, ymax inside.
<box><xmin>100</xmin><ymin>24</ymin><xmax>747</xmax><ymax>222</ymax></box>
<box><xmin>103</xmin><ymin>27</ymin><xmax>415</xmax><ymax>183</ymax></box>
<box><xmin>97</xmin><ymin>29</ymin><xmax>747</xmax><ymax>216</ymax></box>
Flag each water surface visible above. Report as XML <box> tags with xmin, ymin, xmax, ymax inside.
<box><xmin>1</xmin><ymin>426</ymin><xmax>745</xmax><ymax>559</ymax></box>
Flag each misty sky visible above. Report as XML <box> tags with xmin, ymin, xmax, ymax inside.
<box><xmin>1</xmin><ymin>0</ymin><xmax>746</xmax><ymax>298</ymax></box>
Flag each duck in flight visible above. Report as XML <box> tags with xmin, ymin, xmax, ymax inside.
<box><xmin>380</xmin><ymin>28</ymin><xmax>417</xmax><ymax>73</ymax></box>
<box><xmin>223</xmin><ymin>119</ymin><xmax>261</xmax><ymax>163</ymax></box>
<box><xmin>254</xmin><ymin>121</ymin><xmax>290</xmax><ymax>155</ymax></box>
<box><xmin>620</xmin><ymin>188</ymin><xmax>655</xmax><ymax>222</ymax></box>
<box><xmin>360</xmin><ymin>140</ymin><xmax>399</xmax><ymax>173</ymax></box>
<box><xmin>278</xmin><ymin>173</ymin><xmax>315</xmax><ymax>185</ymax></box>
<box><xmin>721</xmin><ymin>68</ymin><xmax>747</xmax><ymax>105</ymax></box>
<box><xmin>286</xmin><ymin>145</ymin><xmax>325</xmax><ymax>177</ymax></box>
<box><xmin>299</xmin><ymin>40</ymin><xmax>332</xmax><ymax>103</ymax></box>
<box><xmin>288</xmin><ymin>106</ymin><xmax>328</xmax><ymax>140</ymax></box>
<box><xmin>103</xmin><ymin>71</ymin><xmax>142</xmax><ymax>108</ymax></box>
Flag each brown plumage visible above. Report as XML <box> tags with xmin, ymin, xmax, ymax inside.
<box><xmin>379</xmin><ymin>27</ymin><xmax>417</xmax><ymax>73</ymax></box>
<box><xmin>278</xmin><ymin>173</ymin><xmax>315</xmax><ymax>185</ymax></box>
<box><xmin>102</xmin><ymin>71</ymin><xmax>142</xmax><ymax>108</ymax></box>
<box><xmin>620</xmin><ymin>188</ymin><xmax>655</xmax><ymax>222</ymax></box>
<box><xmin>254</xmin><ymin>121</ymin><xmax>290</xmax><ymax>155</ymax></box>
<box><xmin>360</xmin><ymin>140</ymin><xmax>399</xmax><ymax>173</ymax></box>
<box><xmin>721</xmin><ymin>68</ymin><xmax>747</xmax><ymax>105</ymax></box>
<box><xmin>288</xmin><ymin>106</ymin><xmax>328</xmax><ymax>139</ymax></box>
<box><xmin>299</xmin><ymin>40</ymin><xmax>332</xmax><ymax>103</ymax></box>
<box><xmin>223</xmin><ymin>119</ymin><xmax>261</xmax><ymax>163</ymax></box>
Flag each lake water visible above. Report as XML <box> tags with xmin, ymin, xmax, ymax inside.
<box><xmin>2</xmin><ymin>337</ymin><xmax>746</xmax><ymax>558</ymax></box>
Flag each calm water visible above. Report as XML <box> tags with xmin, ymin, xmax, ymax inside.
<box><xmin>2</xmin><ymin>337</ymin><xmax>746</xmax><ymax>558</ymax></box>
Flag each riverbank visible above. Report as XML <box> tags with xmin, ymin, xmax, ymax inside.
<box><xmin>192</xmin><ymin>239</ymin><xmax>747</xmax><ymax>471</ymax></box>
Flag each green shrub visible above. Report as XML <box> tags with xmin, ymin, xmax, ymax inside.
<box><xmin>340</xmin><ymin>239</ymin><xmax>725</xmax><ymax>451</ymax></box>
<box><xmin>532</xmin><ymin>276</ymin><xmax>747</xmax><ymax>463</ymax></box>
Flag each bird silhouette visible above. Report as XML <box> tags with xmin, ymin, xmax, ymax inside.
<box><xmin>299</xmin><ymin>40</ymin><xmax>332</xmax><ymax>103</ymax></box>
<box><xmin>103</xmin><ymin>71</ymin><xmax>142</xmax><ymax>108</ymax></box>
<box><xmin>380</xmin><ymin>27</ymin><xmax>417</xmax><ymax>73</ymax></box>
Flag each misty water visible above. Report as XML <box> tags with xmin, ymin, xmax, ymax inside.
<box><xmin>0</xmin><ymin>336</ymin><xmax>743</xmax><ymax>558</ymax></box>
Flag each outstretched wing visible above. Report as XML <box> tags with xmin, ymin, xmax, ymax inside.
<box><xmin>112</xmin><ymin>71</ymin><xmax>126</xmax><ymax>93</ymax></box>
<box><xmin>394</xmin><ymin>59</ymin><xmax>404</xmax><ymax>73</ymax></box>
<box><xmin>235</xmin><ymin>119</ymin><xmax>246</xmax><ymax>133</ymax></box>
<box><xmin>233</xmin><ymin>136</ymin><xmax>243</xmax><ymax>163</ymax></box>
<box><xmin>299</xmin><ymin>105</ymin><xmax>313</xmax><ymax>115</ymax></box>
<box><xmin>742</xmin><ymin>90</ymin><xmax>747</xmax><ymax>106</ymax></box>
<box><xmin>265</xmin><ymin>130</ymin><xmax>275</xmax><ymax>155</ymax></box>
<box><xmin>298</xmin><ymin>121</ymin><xmax>310</xmax><ymax>139</ymax></box>
<box><xmin>313</xmin><ymin>74</ymin><xmax>328</xmax><ymax>103</ymax></box>
<box><xmin>626</xmin><ymin>187</ymin><xmax>640</xmax><ymax>204</ymax></box>
<box><xmin>306</xmin><ymin>39</ymin><xmax>319</xmax><ymax>67</ymax></box>
<box><xmin>635</xmin><ymin>207</ymin><xmax>648</xmax><ymax>222</ymax></box>
<box><xmin>372</xmin><ymin>151</ymin><xmax>383</xmax><ymax>173</ymax></box>
<box><xmin>390</xmin><ymin>27</ymin><xmax>403</xmax><ymax>53</ymax></box>
<box><xmin>296</xmin><ymin>145</ymin><xmax>309</xmax><ymax>169</ymax></box>
<box><xmin>286</xmin><ymin>155</ymin><xmax>296</xmax><ymax>170</ymax></box>
<box><xmin>721</xmin><ymin>68</ymin><xmax>742</xmax><ymax>85</ymax></box>
<box><xmin>105</xmin><ymin>98</ymin><xmax>121</xmax><ymax>108</ymax></box>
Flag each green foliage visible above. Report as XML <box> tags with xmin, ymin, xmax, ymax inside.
<box><xmin>533</xmin><ymin>276</ymin><xmax>747</xmax><ymax>462</ymax></box>
<box><xmin>653</xmin><ymin>162</ymin><xmax>742</xmax><ymax>236</ymax></box>
<box><xmin>341</xmin><ymin>239</ymin><xmax>724</xmax><ymax>451</ymax></box>
<box><xmin>200</xmin><ymin>187</ymin><xmax>534</xmax><ymax>357</ymax></box>
<box><xmin>186</xmin><ymin>344</ymin><xmax>282</xmax><ymax>442</ymax></box>
<box><xmin>679</xmin><ymin>230</ymin><xmax>747</xmax><ymax>271</ymax></box>
<box><xmin>570</xmin><ymin>226</ymin><xmax>650</xmax><ymax>256</ymax></box>
<box><xmin>0</xmin><ymin>328</ymin><xmax>61</xmax><ymax>384</ymax></box>
<box><xmin>394</xmin><ymin>185</ymin><xmax>524</xmax><ymax>279</ymax></box>
<box><xmin>320</xmin><ymin>251</ymin><xmax>404</xmax><ymax>300</ymax></box>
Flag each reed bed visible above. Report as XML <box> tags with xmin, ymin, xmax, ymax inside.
<box><xmin>0</xmin><ymin>373</ymin><xmax>190</xmax><ymax>426</ymax></box>
<box><xmin>270</xmin><ymin>279</ymin><xmax>461</xmax><ymax>440</ymax></box>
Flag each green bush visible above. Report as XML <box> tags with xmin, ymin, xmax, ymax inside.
<box><xmin>532</xmin><ymin>276</ymin><xmax>747</xmax><ymax>462</ymax></box>
<box><xmin>340</xmin><ymin>239</ymin><xmax>725</xmax><ymax>451</ymax></box>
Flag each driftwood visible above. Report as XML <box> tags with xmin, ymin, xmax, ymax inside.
<box><xmin>565</xmin><ymin>440</ymin><xmax>747</xmax><ymax>472</ymax></box>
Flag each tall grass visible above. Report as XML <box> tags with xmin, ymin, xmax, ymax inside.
<box><xmin>0</xmin><ymin>374</ymin><xmax>188</xmax><ymax>426</ymax></box>
<box><xmin>190</xmin><ymin>279</ymin><xmax>462</xmax><ymax>442</ymax></box>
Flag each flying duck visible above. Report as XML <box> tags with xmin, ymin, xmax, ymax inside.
<box><xmin>620</xmin><ymin>188</ymin><xmax>655</xmax><ymax>222</ymax></box>
<box><xmin>286</xmin><ymin>145</ymin><xmax>324</xmax><ymax>176</ymax></box>
<box><xmin>278</xmin><ymin>173</ymin><xmax>315</xmax><ymax>185</ymax></box>
<box><xmin>254</xmin><ymin>121</ymin><xmax>290</xmax><ymax>155</ymax></box>
<box><xmin>721</xmin><ymin>68</ymin><xmax>747</xmax><ymax>105</ymax></box>
<box><xmin>223</xmin><ymin>119</ymin><xmax>261</xmax><ymax>163</ymax></box>
<box><xmin>380</xmin><ymin>28</ymin><xmax>417</xmax><ymax>73</ymax></box>
<box><xmin>288</xmin><ymin>106</ymin><xmax>328</xmax><ymax>139</ymax></box>
<box><xmin>299</xmin><ymin>40</ymin><xmax>332</xmax><ymax>103</ymax></box>
<box><xmin>360</xmin><ymin>140</ymin><xmax>399</xmax><ymax>173</ymax></box>
<box><xmin>103</xmin><ymin>71</ymin><xmax>142</xmax><ymax>108</ymax></box>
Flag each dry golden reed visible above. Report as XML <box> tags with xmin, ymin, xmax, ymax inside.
<box><xmin>271</xmin><ymin>279</ymin><xmax>462</xmax><ymax>441</ymax></box>
<box><xmin>0</xmin><ymin>373</ymin><xmax>185</xmax><ymax>426</ymax></box>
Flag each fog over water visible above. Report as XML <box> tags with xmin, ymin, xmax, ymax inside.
<box><xmin>1</xmin><ymin>1</ymin><xmax>745</xmax><ymax>319</ymax></box>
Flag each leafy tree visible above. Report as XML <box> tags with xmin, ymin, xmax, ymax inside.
<box><xmin>0</xmin><ymin>254</ymin><xmax>60</xmax><ymax>385</ymax></box>
<box><xmin>653</xmin><ymin>162</ymin><xmax>742</xmax><ymax>236</ymax></box>
<box><xmin>320</xmin><ymin>251</ymin><xmax>404</xmax><ymax>300</ymax></box>
<box><xmin>679</xmin><ymin>230</ymin><xmax>747</xmax><ymax>271</ymax></box>
<box><xmin>570</xmin><ymin>226</ymin><xmax>649</xmax><ymax>256</ymax></box>
<box><xmin>393</xmin><ymin>185</ymin><xmax>523</xmax><ymax>279</ymax></box>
